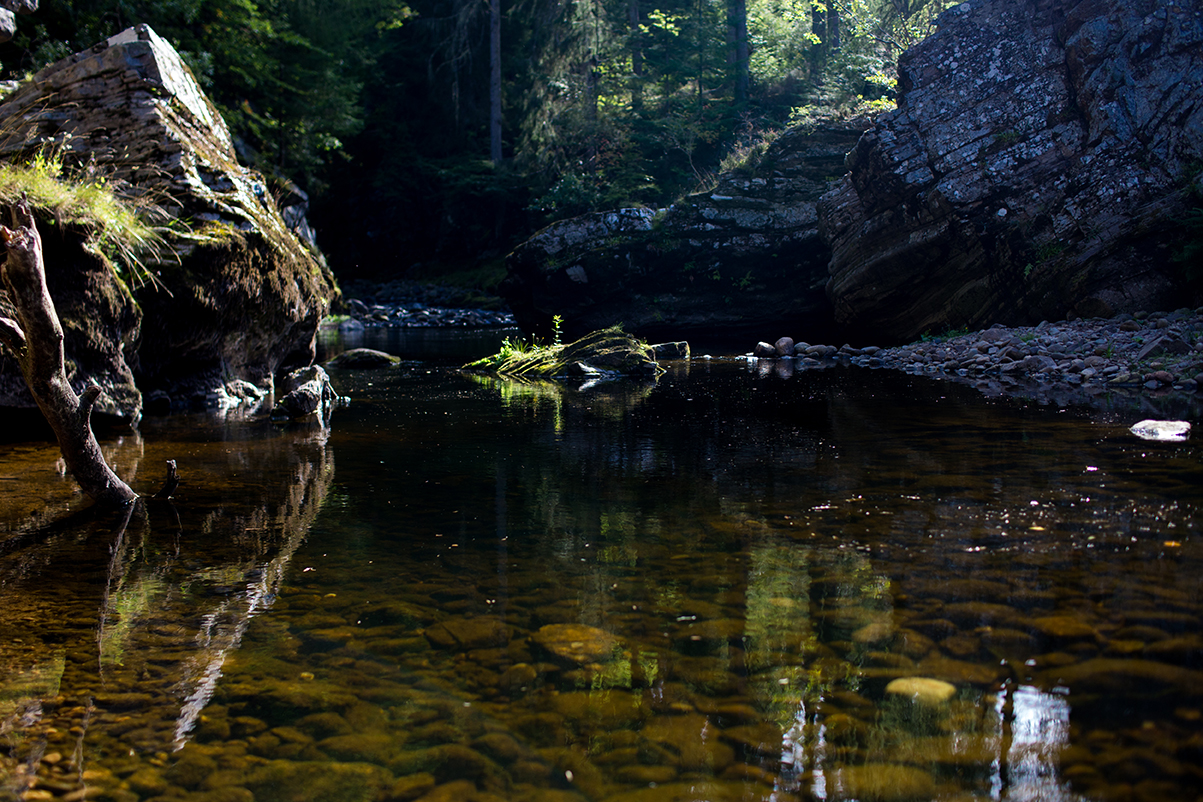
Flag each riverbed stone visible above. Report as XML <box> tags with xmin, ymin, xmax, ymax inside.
<box><xmin>552</xmin><ymin>689</ymin><xmax>650</xmax><ymax>732</ymax></box>
<box><xmin>1029</xmin><ymin>615</ymin><xmax>1099</xmax><ymax>642</ymax></box>
<box><xmin>325</xmin><ymin>348</ymin><xmax>402</xmax><ymax>369</ymax></box>
<box><xmin>600</xmin><ymin>779</ymin><xmax>754</xmax><ymax>802</ymax></box>
<box><xmin>424</xmin><ymin>617</ymin><xmax>509</xmax><ymax>651</ymax></box>
<box><xmin>388</xmin><ymin>772</ymin><xmax>437</xmax><ymax>801</ymax></box>
<box><xmin>1038</xmin><ymin>658</ymin><xmax>1203</xmax><ymax>694</ymax></box>
<box><xmin>244</xmin><ymin>760</ymin><xmax>394</xmax><ymax>802</ymax></box>
<box><xmin>884</xmin><ymin>677</ymin><xmax>957</xmax><ymax>707</ymax></box>
<box><xmin>532</xmin><ymin>624</ymin><xmax>621</xmax><ymax>665</ymax></box>
<box><xmin>826</xmin><ymin>764</ymin><xmax>935</xmax><ymax>802</ymax></box>
<box><xmin>640</xmin><ymin>713</ymin><xmax>736</xmax><ymax>773</ymax></box>
<box><xmin>317</xmin><ymin>733</ymin><xmax>398</xmax><ymax>765</ymax></box>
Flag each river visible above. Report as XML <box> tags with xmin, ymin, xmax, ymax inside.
<box><xmin>0</xmin><ymin>332</ymin><xmax>1200</xmax><ymax>802</ymax></box>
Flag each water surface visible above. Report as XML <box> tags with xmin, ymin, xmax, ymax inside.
<box><xmin>1</xmin><ymin>356</ymin><xmax>1200</xmax><ymax>802</ymax></box>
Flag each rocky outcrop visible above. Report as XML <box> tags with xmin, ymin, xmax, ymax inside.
<box><xmin>820</xmin><ymin>0</ymin><xmax>1203</xmax><ymax>343</ymax></box>
<box><xmin>0</xmin><ymin>25</ymin><xmax>336</xmax><ymax>417</ymax></box>
<box><xmin>501</xmin><ymin>121</ymin><xmax>869</xmax><ymax>343</ymax></box>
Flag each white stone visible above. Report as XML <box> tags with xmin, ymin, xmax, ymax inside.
<box><xmin>885</xmin><ymin>677</ymin><xmax>957</xmax><ymax>706</ymax></box>
<box><xmin>1130</xmin><ymin>420</ymin><xmax>1191</xmax><ymax>442</ymax></box>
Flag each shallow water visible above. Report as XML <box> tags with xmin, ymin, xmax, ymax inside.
<box><xmin>1</xmin><ymin>356</ymin><xmax>1201</xmax><ymax>802</ymax></box>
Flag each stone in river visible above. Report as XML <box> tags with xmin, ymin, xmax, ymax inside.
<box><xmin>1029</xmin><ymin>615</ymin><xmax>1098</xmax><ymax>642</ymax></box>
<box><xmin>640</xmin><ymin>712</ymin><xmax>736</xmax><ymax>772</ymax></box>
<box><xmin>244</xmin><ymin>760</ymin><xmax>394</xmax><ymax>802</ymax></box>
<box><xmin>1038</xmin><ymin>658</ymin><xmax>1203</xmax><ymax>694</ymax></box>
<box><xmin>602</xmin><ymin>779</ymin><xmax>752</xmax><ymax>802</ymax></box>
<box><xmin>1130</xmin><ymin>420</ymin><xmax>1191</xmax><ymax>441</ymax></box>
<box><xmin>389</xmin><ymin>772</ymin><xmax>436</xmax><ymax>801</ymax></box>
<box><xmin>324</xmin><ymin>348</ymin><xmax>401</xmax><ymax>369</ymax></box>
<box><xmin>551</xmin><ymin>689</ymin><xmax>650</xmax><ymax>731</ymax></box>
<box><xmin>826</xmin><ymin>764</ymin><xmax>935</xmax><ymax>802</ymax></box>
<box><xmin>852</xmin><ymin>621</ymin><xmax>896</xmax><ymax>645</ymax></box>
<box><xmin>885</xmin><ymin>677</ymin><xmax>957</xmax><ymax>707</ymax></box>
<box><xmin>532</xmin><ymin>623</ymin><xmax>620</xmax><ymax>665</ymax></box>
<box><xmin>721</xmin><ymin>723</ymin><xmax>788</xmax><ymax>757</ymax></box>
<box><xmin>317</xmin><ymin>732</ymin><xmax>398</xmax><ymax>765</ymax></box>
<box><xmin>424</xmin><ymin>617</ymin><xmax>509</xmax><ymax>651</ymax></box>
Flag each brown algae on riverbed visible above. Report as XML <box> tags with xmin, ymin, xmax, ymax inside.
<box><xmin>1</xmin><ymin>361</ymin><xmax>1201</xmax><ymax>802</ymax></box>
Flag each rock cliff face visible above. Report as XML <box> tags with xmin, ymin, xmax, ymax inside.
<box><xmin>0</xmin><ymin>25</ymin><xmax>335</xmax><ymax>417</ymax></box>
<box><xmin>501</xmin><ymin>121</ymin><xmax>869</xmax><ymax>343</ymax></box>
<box><xmin>820</xmin><ymin>0</ymin><xmax>1203</xmax><ymax>343</ymax></box>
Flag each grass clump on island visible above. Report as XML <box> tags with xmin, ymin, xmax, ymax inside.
<box><xmin>464</xmin><ymin>319</ymin><xmax>662</xmax><ymax>378</ymax></box>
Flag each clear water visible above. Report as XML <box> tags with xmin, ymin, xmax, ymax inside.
<box><xmin>1</xmin><ymin>354</ymin><xmax>1201</xmax><ymax>802</ymax></box>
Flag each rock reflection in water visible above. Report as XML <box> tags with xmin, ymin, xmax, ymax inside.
<box><xmin>0</xmin><ymin>423</ymin><xmax>332</xmax><ymax>798</ymax></box>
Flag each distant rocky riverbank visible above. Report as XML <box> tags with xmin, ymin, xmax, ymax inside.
<box><xmin>336</xmin><ymin>279</ymin><xmax>516</xmax><ymax>329</ymax></box>
<box><xmin>753</xmin><ymin>308</ymin><xmax>1203</xmax><ymax>410</ymax></box>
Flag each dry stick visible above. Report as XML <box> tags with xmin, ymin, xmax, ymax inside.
<box><xmin>0</xmin><ymin>197</ymin><xmax>138</xmax><ymax>505</ymax></box>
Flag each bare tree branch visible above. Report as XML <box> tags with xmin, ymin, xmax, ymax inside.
<box><xmin>0</xmin><ymin>196</ymin><xmax>138</xmax><ymax>505</ymax></box>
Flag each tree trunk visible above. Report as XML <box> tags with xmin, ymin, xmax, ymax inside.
<box><xmin>727</xmin><ymin>0</ymin><xmax>749</xmax><ymax>107</ymax></box>
<box><xmin>489</xmin><ymin>0</ymin><xmax>503</xmax><ymax>164</ymax></box>
<box><xmin>628</xmin><ymin>0</ymin><xmax>643</xmax><ymax>111</ymax></box>
<box><xmin>0</xmin><ymin>198</ymin><xmax>138</xmax><ymax>506</ymax></box>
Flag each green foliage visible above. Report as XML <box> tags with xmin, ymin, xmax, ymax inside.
<box><xmin>0</xmin><ymin>0</ymin><xmax>953</xmax><ymax>282</ymax></box>
<box><xmin>0</xmin><ymin>146</ymin><xmax>164</xmax><ymax>286</ymax></box>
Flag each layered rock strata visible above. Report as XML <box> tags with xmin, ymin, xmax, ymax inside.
<box><xmin>820</xmin><ymin>0</ymin><xmax>1203</xmax><ymax>343</ymax></box>
<box><xmin>0</xmin><ymin>25</ymin><xmax>335</xmax><ymax>416</ymax></box>
<box><xmin>501</xmin><ymin>121</ymin><xmax>869</xmax><ymax>343</ymax></box>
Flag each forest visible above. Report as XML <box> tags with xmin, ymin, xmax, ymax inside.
<box><xmin>0</xmin><ymin>0</ymin><xmax>949</xmax><ymax>285</ymax></box>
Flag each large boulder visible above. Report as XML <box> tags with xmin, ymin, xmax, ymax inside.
<box><xmin>500</xmin><ymin>120</ymin><xmax>869</xmax><ymax>343</ymax></box>
<box><xmin>0</xmin><ymin>25</ymin><xmax>336</xmax><ymax>415</ymax></box>
<box><xmin>820</xmin><ymin>0</ymin><xmax>1203</xmax><ymax>343</ymax></box>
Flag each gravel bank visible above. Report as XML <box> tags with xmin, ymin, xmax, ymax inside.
<box><xmin>336</xmin><ymin>279</ymin><xmax>516</xmax><ymax>329</ymax></box>
<box><xmin>753</xmin><ymin>308</ymin><xmax>1203</xmax><ymax>412</ymax></box>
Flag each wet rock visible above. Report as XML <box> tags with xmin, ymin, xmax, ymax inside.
<box><xmin>1029</xmin><ymin>615</ymin><xmax>1099</xmax><ymax>643</ymax></box>
<box><xmin>774</xmin><ymin>337</ymin><xmax>795</xmax><ymax>357</ymax></box>
<box><xmin>720</xmin><ymin>723</ymin><xmax>788</xmax><ymax>758</ymax></box>
<box><xmin>424</xmin><ymin>617</ymin><xmax>509</xmax><ymax>651</ymax></box>
<box><xmin>389</xmin><ymin>745</ymin><xmax>509</xmax><ymax>793</ymax></box>
<box><xmin>601</xmin><ymin>780</ymin><xmax>755</xmax><ymax>802</ymax></box>
<box><xmin>531</xmin><ymin>623</ymin><xmax>620</xmax><ymax>665</ymax></box>
<box><xmin>884</xmin><ymin>677</ymin><xmax>957</xmax><ymax>707</ymax></box>
<box><xmin>273</xmin><ymin>364</ymin><xmax>340</xmax><ymax>422</ymax></box>
<box><xmin>166</xmin><ymin>751</ymin><xmax>219</xmax><ymax>789</ymax></box>
<box><xmin>317</xmin><ymin>733</ymin><xmax>398</xmax><ymax>765</ymax></box>
<box><xmin>325</xmin><ymin>348</ymin><xmax>402</xmax><ymax>370</ymax></box>
<box><xmin>551</xmin><ymin>690</ymin><xmax>650</xmax><ymax>732</ymax></box>
<box><xmin>753</xmin><ymin>342</ymin><xmax>777</xmax><ymax>358</ymax></box>
<box><xmin>640</xmin><ymin>713</ymin><xmax>736</xmax><ymax>772</ymax></box>
<box><xmin>1038</xmin><ymin>658</ymin><xmax>1203</xmax><ymax>694</ymax></box>
<box><xmin>1130</xmin><ymin>420</ymin><xmax>1191</xmax><ymax>442</ymax></box>
<box><xmin>852</xmin><ymin>621</ymin><xmax>896</xmax><ymax>645</ymax></box>
<box><xmin>244</xmin><ymin>760</ymin><xmax>394</xmax><ymax>802</ymax></box>
<box><xmin>388</xmin><ymin>772</ymin><xmax>437</xmax><ymax>801</ymax></box>
<box><xmin>825</xmin><ymin>764</ymin><xmax>935</xmax><ymax>802</ymax></box>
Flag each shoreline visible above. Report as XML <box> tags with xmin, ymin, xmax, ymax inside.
<box><xmin>752</xmin><ymin>308</ymin><xmax>1203</xmax><ymax>418</ymax></box>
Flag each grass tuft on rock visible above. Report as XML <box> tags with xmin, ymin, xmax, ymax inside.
<box><xmin>464</xmin><ymin>326</ymin><xmax>661</xmax><ymax>378</ymax></box>
<box><xmin>0</xmin><ymin>147</ymin><xmax>164</xmax><ymax>287</ymax></box>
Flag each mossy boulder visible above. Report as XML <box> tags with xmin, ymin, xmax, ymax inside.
<box><xmin>0</xmin><ymin>25</ymin><xmax>336</xmax><ymax>413</ymax></box>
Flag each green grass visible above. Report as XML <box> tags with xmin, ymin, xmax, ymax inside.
<box><xmin>0</xmin><ymin>147</ymin><xmax>164</xmax><ymax>287</ymax></box>
<box><xmin>463</xmin><ymin>326</ymin><xmax>659</xmax><ymax>378</ymax></box>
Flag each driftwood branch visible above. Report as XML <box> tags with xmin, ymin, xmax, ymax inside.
<box><xmin>0</xmin><ymin>197</ymin><xmax>138</xmax><ymax>505</ymax></box>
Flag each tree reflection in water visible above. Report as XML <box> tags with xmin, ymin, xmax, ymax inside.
<box><xmin>0</xmin><ymin>421</ymin><xmax>333</xmax><ymax>795</ymax></box>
